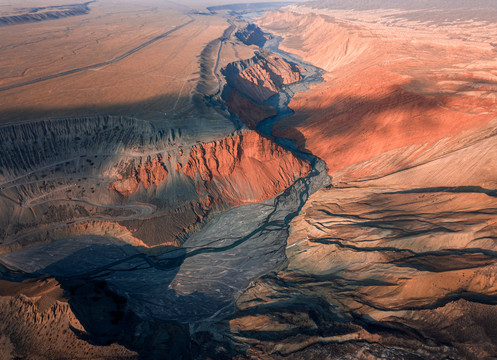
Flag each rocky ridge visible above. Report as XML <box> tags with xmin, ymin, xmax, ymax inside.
<box><xmin>0</xmin><ymin>2</ymin><xmax>94</xmax><ymax>26</ymax></box>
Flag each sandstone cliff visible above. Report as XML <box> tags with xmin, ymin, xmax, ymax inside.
<box><xmin>111</xmin><ymin>156</ymin><xmax>168</xmax><ymax>197</ymax></box>
<box><xmin>223</xmin><ymin>52</ymin><xmax>302</xmax><ymax>104</ymax></box>
<box><xmin>183</xmin><ymin>130</ymin><xmax>311</xmax><ymax>205</ymax></box>
<box><xmin>223</xmin><ymin>52</ymin><xmax>302</xmax><ymax>128</ymax></box>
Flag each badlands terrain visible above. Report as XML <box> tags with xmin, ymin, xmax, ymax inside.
<box><xmin>1</xmin><ymin>0</ymin><xmax>497</xmax><ymax>359</ymax></box>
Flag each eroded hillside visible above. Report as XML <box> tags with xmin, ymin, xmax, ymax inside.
<box><xmin>0</xmin><ymin>1</ymin><xmax>316</xmax><ymax>358</ymax></box>
<box><xmin>2</xmin><ymin>0</ymin><xmax>497</xmax><ymax>359</ymax></box>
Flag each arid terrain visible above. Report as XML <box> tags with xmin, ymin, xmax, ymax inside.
<box><xmin>1</xmin><ymin>0</ymin><xmax>497</xmax><ymax>359</ymax></box>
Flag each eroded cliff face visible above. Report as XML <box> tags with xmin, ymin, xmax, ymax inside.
<box><xmin>223</xmin><ymin>51</ymin><xmax>302</xmax><ymax>128</ymax></box>
<box><xmin>110</xmin><ymin>156</ymin><xmax>168</xmax><ymax>197</ymax></box>
<box><xmin>225</xmin><ymin>52</ymin><xmax>302</xmax><ymax>103</ymax></box>
<box><xmin>183</xmin><ymin>130</ymin><xmax>311</xmax><ymax>205</ymax></box>
<box><xmin>106</xmin><ymin>129</ymin><xmax>311</xmax><ymax>207</ymax></box>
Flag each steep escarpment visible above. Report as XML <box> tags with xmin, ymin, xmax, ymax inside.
<box><xmin>0</xmin><ymin>2</ymin><xmax>94</xmax><ymax>26</ymax></box>
<box><xmin>184</xmin><ymin>131</ymin><xmax>311</xmax><ymax>205</ymax></box>
<box><xmin>235</xmin><ymin>23</ymin><xmax>271</xmax><ymax>47</ymax></box>
<box><xmin>0</xmin><ymin>113</ymin><xmax>310</xmax><ymax>250</ymax></box>
<box><xmin>223</xmin><ymin>52</ymin><xmax>302</xmax><ymax>103</ymax></box>
<box><xmin>110</xmin><ymin>156</ymin><xmax>168</xmax><ymax>198</ymax></box>
<box><xmin>223</xmin><ymin>52</ymin><xmax>302</xmax><ymax>128</ymax></box>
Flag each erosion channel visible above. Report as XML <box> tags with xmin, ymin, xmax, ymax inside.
<box><xmin>0</xmin><ymin>13</ymin><xmax>330</xmax><ymax>358</ymax></box>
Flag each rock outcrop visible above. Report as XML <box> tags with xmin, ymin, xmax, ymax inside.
<box><xmin>223</xmin><ymin>52</ymin><xmax>302</xmax><ymax>128</ymax></box>
<box><xmin>235</xmin><ymin>23</ymin><xmax>271</xmax><ymax>47</ymax></box>
<box><xmin>184</xmin><ymin>130</ymin><xmax>311</xmax><ymax>205</ymax></box>
<box><xmin>111</xmin><ymin>156</ymin><xmax>168</xmax><ymax>197</ymax></box>
<box><xmin>223</xmin><ymin>52</ymin><xmax>302</xmax><ymax>103</ymax></box>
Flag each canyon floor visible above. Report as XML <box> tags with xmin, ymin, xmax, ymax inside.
<box><xmin>1</xmin><ymin>0</ymin><xmax>497</xmax><ymax>359</ymax></box>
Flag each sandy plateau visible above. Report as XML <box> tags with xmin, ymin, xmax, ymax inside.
<box><xmin>2</xmin><ymin>0</ymin><xmax>497</xmax><ymax>359</ymax></box>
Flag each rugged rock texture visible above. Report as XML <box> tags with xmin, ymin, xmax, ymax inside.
<box><xmin>0</xmin><ymin>113</ymin><xmax>310</xmax><ymax>252</ymax></box>
<box><xmin>111</xmin><ymin>156</ymin><xmax>168</xmax><ymax>197</ymax></box>
<box><xmin>224</xmin><ymin>52</ymin><xmax>302</xmax><ymax>103</ymax></box>
<box><xmin>235</xmin><ymin>23</ymin><xmax>272</xmax><ymax>47</ymax></box>
<box><xmin>184</xmin><ymin>130</ymin><xmax>311</xmax><ymax>205</ymax></box>
<box><xmin>223</xmin><ymin>51</ymin><xmax>303</xmax><ymax>129</ymax></box>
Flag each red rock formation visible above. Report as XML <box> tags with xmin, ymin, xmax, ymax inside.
<box><xmin>183</xmin><ymin>130</ymin><xmax>311</xmax><ymax>204</ymax></box>
<box><xmin>111</xmin><ymin>156</ymin><xmax>168</xmax><ymax>197</ymax></box>
<box><xmin>230</xmin><ymin>53</ymin><xmax>302</xmax><ymax>103</ymax></box>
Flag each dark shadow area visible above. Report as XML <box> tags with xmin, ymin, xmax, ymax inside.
<box><xmin>0</xmin><ymin>92</ymin><xmax>207</xmax><ymax>124</ymax></box>
<box><xmin>386</xmin><ymin>186</ymin><xmax>497</xmax><ymax>198</ymax></box>
<box><xmin>5</xmin><ymin>239</ymin><xmax>286</xmax><ymax>359</ymax></box>
<box><xmin>275</xmin><ymin>83</ymin><xmax>444</xmax><ymax>140</ymax></box>
<box><xmin>30</xmin><ymin>243</ymin><xmax>191</xmax><ymax>359</ymax></box>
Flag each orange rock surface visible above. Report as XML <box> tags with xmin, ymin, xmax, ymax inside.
<box><xmin>259</xmin><ymin>9</ymin><xmax>497</xmax><ymax>183</ymax></box>
<box><xmin>111</xmin><ymin>157</ymin><xmax>168</xmax><ymax>197</ymax></box>
<box><xmin>183</xmin><ymin>130</ymin><xmax>311</xmax><ymax>204</ymax></box>
<box><xmin>231</xmin><ymin>53</ymin><xmax>302</xmax><ymax>103</ymax></box>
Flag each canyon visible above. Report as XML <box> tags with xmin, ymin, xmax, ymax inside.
<box><xmin>1</xmin><ymin>0</ymin><xmax>497</xmax><ymax>359</ymax></box>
